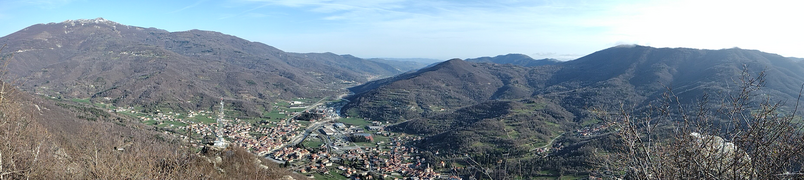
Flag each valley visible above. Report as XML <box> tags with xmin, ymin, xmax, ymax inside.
<box><xmin>61</xmin><ymin>93</ymin><xmax>460</xmax><ymax>179</ymax></box>
<box><xmin>60</xmin><ymin>90</ymin><xmax>611</xmax><ymax>179</ymax></box>
<box><xmin>2</xmin><ymin>18</ymin><xmax>804</xmax><ymax>179</ymax></box>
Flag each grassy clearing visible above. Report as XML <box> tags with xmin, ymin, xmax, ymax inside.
<box><xmin>581</xmin><ymin>118</ymin><xmax>601</xmax><ymax>126</ymax></box>
<box><xmin>545</xmin><ymin>121</ymin><xmax>560</xmax><ymax>128</ymax></box>
<box><xmin>263</xmin><ymin>110</ymin><xmax>290</xmax><ymax>120</ymax></box>
<box><xmin>192</xmin><ymin>115</ymin><xmax>217</xmax><ymax>124</ymax></box>
<box><xmin>303</xmin><ymin>138</ymin><xmax>324</xmax><ymax>148</ymax></box>
<box><xmin>239</xmin><ymin>118</ymin><xmax>261</xmax><ymax>124</ymax></box>
<box><xmin>559</xmin><ymin>175</ymin><xmax>585</xmax><ymax>180</ymax></box>
<box><xmin>292</xmin><ymin>98</ymin><xmax>317</xmax><ymax>103</ymax></box>
<box><xmin>94</xmin><ymin>103</ymin><xmax>112</xmax><ymax>109</ymax></box>
<box><xmin>513</xmin><ymin>103</ymin><xmax>545</xmax><ymax>114</ymax></box>
<box><xmin>312</xmin><ymin>169</ymin><xmax>348</xmax><ymax>180</ymax></box>
<box><xmin>471</xmin><ymin>141</ymin><xmax>486</xmax><ymax>147</ymax></box>
<box><xmin>532</xmin><ymin>141</ymin><xmax>547</xmax><ymax>148</ymax></box>
<box><xmin>71</xmin><ymin>98</ymin><xmax>91</xmax><ymax>104</ymax></box>
<box><xmin>142</xmin><ymin>120</ymin><xmax>158</xmax><ymax>125</ymax></box>
<box><xmin>373</xmin><ymin>134</ymin><xmax>391</xmax><ymax>143</ymax></box>
<box><xmin>224</xmin><ymin>109</ymin><xmax>242</xmax><ymax>118</ymax></box>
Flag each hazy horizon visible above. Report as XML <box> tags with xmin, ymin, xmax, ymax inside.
<box><xmin>1</xmin><ymin>0</ymin><xmax>801</xmax><ymax>60</ymax></box>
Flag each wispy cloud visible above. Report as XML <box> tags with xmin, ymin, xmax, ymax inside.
<box><xmin>235</xmin><ymin>0</ymin><xmax>804</xmax><ymax>59</ymax></box>
<box><xmin>171</xmin><ymin>0</ymin><xmax>209</xmax><ymax>13</ymax></box>
<box><xmin>236</xmin><ymin>0</ymin><xmax>614</xmax><ymax>58</ymax></box>
<box><xmin>237</xmin><ymin>0</ymin><xmax>410</xmax><ymax>18</ymax></box>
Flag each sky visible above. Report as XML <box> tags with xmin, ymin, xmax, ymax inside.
<box><xmin>0</xmin><ymin>0</ymin><xmax>802</xmax><ymax>60</ymax></box>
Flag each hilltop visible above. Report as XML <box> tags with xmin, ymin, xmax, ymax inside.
<box><xmin>0</xmin><ymin>18</ymin><xmax>410</xmax><ymax>117</ymax></box>
<box><xmin>465</xmin><ymin>53</ymin><xmax>560</xmax><ymax>67</ymax></box>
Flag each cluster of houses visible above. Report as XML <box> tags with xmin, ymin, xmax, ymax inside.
<box><xmin>134</xmin><ymin>110</ymin><xmax>201</xmax><ymax>129</ymax></box>
<box><xmin>270</xmin><ymin>147</ymin><xmax>311</xmax><ymax>162</ymax></box>
<box><xmin>333</xmin><ymin>136</ymin><xmax>443</xmax><ymax>179</ymax></box>
<box><xmin>299</xmin><ymin>151</ymin><xmax>335</xmax><ymax>174</ymax></box>
<box><xmin>228</xmin><ymin>121</ymin><xmax>303</xmax><ymax>156</ymax></box>
<box><xmin>576</xmin><ymin>121</ymin><xmax>617</xmax><ymax>137</ymax></box>
<box><xmin>127</xmin><ymin>109</ymin><xmax>212</xmax><ymax>128</ymax></box>
<box><xmin>118</xmin><ymin>101</ymin><xmax>465</xmax><ymax>179</ymax></box>
<box><xmin>180</xmin><ymin>113</ymin><xmax>303</xmax><ymax>156</ymax></box>
<box><xmin>299</xmin><ymin>107</ymin><xmax>339</xmax><ymax>122</ymax></box>
<box><xmin>111</xmin><ymin>106</ymin><xmax>136</xmax><ymax>114</ymax></box>
<box><xmin>297</xmin><ymin>133</ymin><xmax>448</xmax><ymax>179</ymax></box>
<box><xmin>281</xmin><ymin>123</ymin><xmax>453</xmax><ymax>179</ymax></box>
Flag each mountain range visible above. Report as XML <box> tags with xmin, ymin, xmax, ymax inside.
<box><xmin>0</xmin><ymin>18</ymin><xmax>422</xmax><ymax>117</ymax></box>
<box><xmin>4</xmin><ymin>18</ymin><xmax>804</xmax><ymax>179</ymax></box>
<box><xmin>340</xmin><ymin>46</ymin><xmax>804</xmax><ymax>177</ymax></box>
<box><xmin>465</xmin><ymin>53</ymin><xmax>560</xmax><ymax>67</ymax></box>
<box><xmin>345</xmin><ymin>45</ymin><xmax>804</xmax><ymax>123</ymax></box>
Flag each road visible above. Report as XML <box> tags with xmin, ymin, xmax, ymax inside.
<box><xmin>270</xmin><ymin>93</ymin><xmax>348</xmax><ymax>154</ymax></box>
<box><xmin>285</xmin><ymin>95</ymin><xmax>331</xmax><ymax>124</ymax></box>
<box><xmin>532</xmin><ymin>132</ymin><xmax>564</xmax><ymax>154</ymax></box>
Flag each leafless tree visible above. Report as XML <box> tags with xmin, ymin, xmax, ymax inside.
<box><xmin>611</xmin><ymin>67</ymin><xmax>804</xmax><ymax>179</ymax></box>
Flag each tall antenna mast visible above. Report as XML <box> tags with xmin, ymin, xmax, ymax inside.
<box><xmin>218</xmin><ymin>97</ymin><xmax>224</xmax><ymax>121</ymax></box>
<box><xmin>214</xmin><ymin>97</ymin><xmax>228</xmax><ymax>148</ymax></box>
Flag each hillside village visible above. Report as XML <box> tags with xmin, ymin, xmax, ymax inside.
<box><xmin>91</xmin><ymin>97</ymin><xmax>462</xmax><ymax>180</ymax></box>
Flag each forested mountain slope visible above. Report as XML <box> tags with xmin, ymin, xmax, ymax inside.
<box><xmin>344</xmin><ymin>46</ymin><xmax>804</xmax><ymax>123</ymax></box>
<box><xmin>0</xmin><ymin>18</ymin><xmax>407</xmax><ymax>116</ymax></box>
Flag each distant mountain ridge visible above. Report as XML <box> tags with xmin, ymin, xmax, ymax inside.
<box><xmin>343</xmin><ymin>58</ymin><xmax>544</xmax><ymax>122</ymax></box>
<box><xmin>465</xmin><ymin>53</ymin><xmax>560</xmax><ymax>67</ymax></box>
<box><xmin>377</xmin><ymin>57</ymin><xmax>442</xmax><ymax>64</ymax></box>
<box><xmin>0</xmin><ymin>18</ymin><xmax>408</xmax><ymax>116</ymax></box>
<box><xmin>365</xmin><ymin>58</ymin><xmax>430</xmax><ymax>73</ymax></box>
<box><xmin>344</xmin><ymin>45</ymin><xmax>804</xmax><ymax>124</ymax></box>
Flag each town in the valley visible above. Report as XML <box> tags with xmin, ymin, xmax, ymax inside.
<box><xmin>98</xmin><ymin>96</ymin><xmax>462</xmax><ymax>180</ymax></box>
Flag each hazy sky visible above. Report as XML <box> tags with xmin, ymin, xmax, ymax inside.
<box><xmin>0</xmin><ymin>0</ymin><xmax>801</xmax><ymax>60</ymax></box>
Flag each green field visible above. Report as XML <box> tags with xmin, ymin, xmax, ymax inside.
<box><xmin>292</xmin><ymin>98</ymin><xmax>316</xmax><ymax>103</ymax></box>
<box><xmin>263</xmin><ymin>110</ymin><xmax>290</xmax><ymax>120</ymax></box>
<box><xmin>274</xmin><ymin>101</ymin><xmax>291</xmax><ymax>107</ymax></box>
<box><xmin>71</xmin><ymin>98</ymin><xmax>91</xmax><ymax>104</ymax></box>
<box><xmin>581</xmin><ymin>118</ymin><xmax>601</xmax><ymax>126</ymax></box>
<box><xmin>371</xmin><ymin>132</ymin><xmax>390</xmax><ymax>143</ymax></box>
<box><xmin>559</xmin><ymin>175</ymin><xmax>585</xmax><ymax>180</ymax></box>
<box><xmin>142</xmin><ymin>120</ymin><xmax>158</xmax><ymax>125</ymax></box>
<box><xmin>94</xmin><ymin>103</ymin><xmax>112</xmax><ymax>109</ymax></box>
<box><xmin>337</xmin><ymin>117</ymin><xmax>371</xmax><ymax>126</ymax></box>
<box><xmin>191</xmin><ymin>115</ymin><xmax>217</xmax><ymax>124</ymax></box>
<box><xmin>302</xmin><ymin>138</ymin><xmax>325</xmax><ymax>148</ymax></box>
<box><xmin>312</xmin><ymin>169</ymin><xmax>348</xmax><ymax>180</ymax></box>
